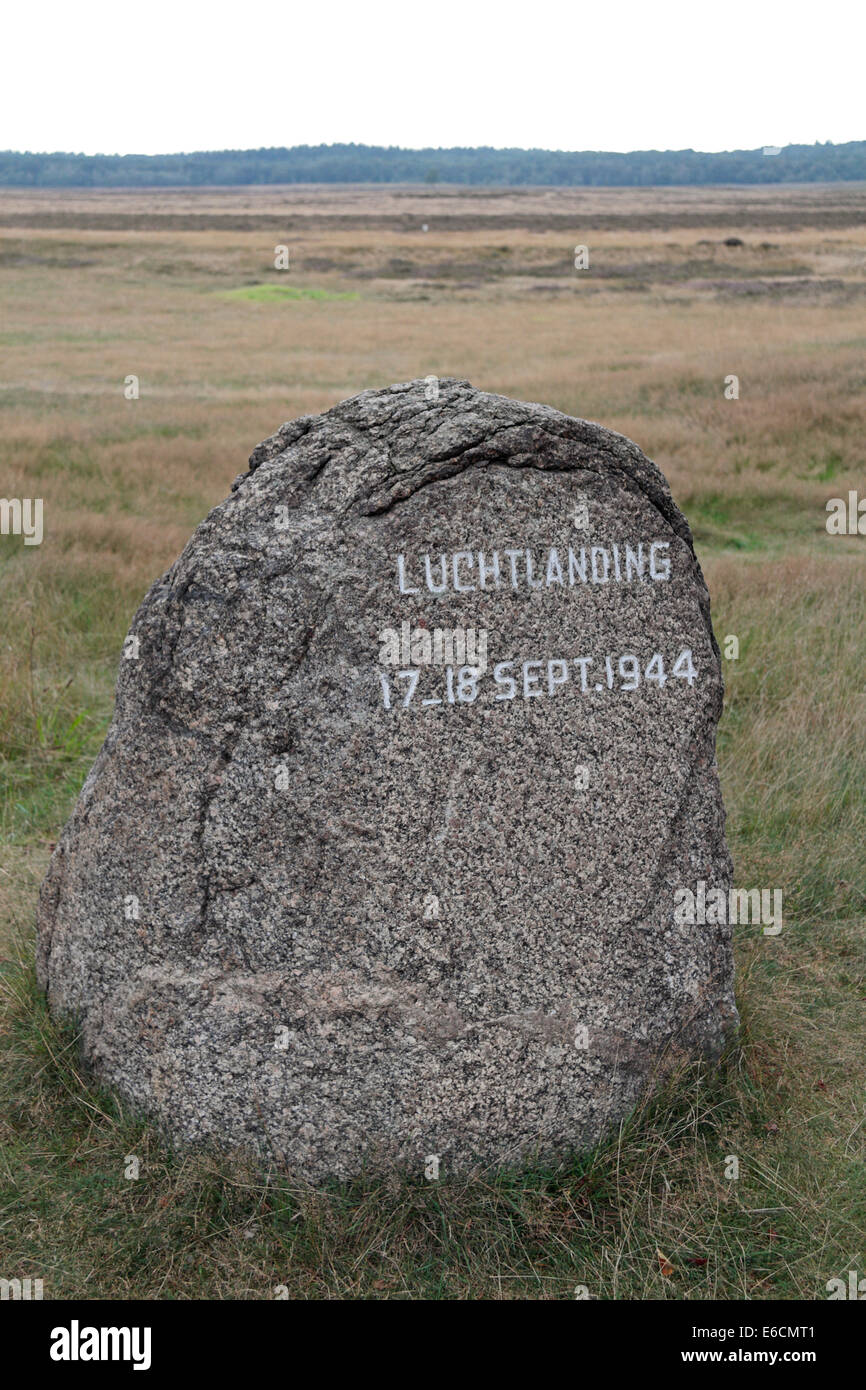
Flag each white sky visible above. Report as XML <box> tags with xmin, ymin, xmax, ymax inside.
<box><xmin>4</xmin><ymin>0</ymin><xmax>863</xmax><ymax>156</ymax></box>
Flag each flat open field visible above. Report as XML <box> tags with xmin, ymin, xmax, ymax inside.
<box><xmin>1</xmin><ymin>184</ymin><xmax>864</xmax><ymax>1299</ymax></box>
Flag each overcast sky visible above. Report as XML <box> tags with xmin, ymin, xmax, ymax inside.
<box><xmin>5</xmin><ymin>0</ymin><xmax>863</xmax><ymax>156</ymax></box>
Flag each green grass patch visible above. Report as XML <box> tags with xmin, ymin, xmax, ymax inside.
<box><xmin>686</xmin><ymin>490</ymin><xmax>815</xmax><ymax>551</ymax></box>
<box><xmin>799</xmin><ymin>450</ymin><xmax>845</xmax><ymax>482</ymax></box>
<box><xmin>221</xmin><ymin>283</ymin><xmax>359</xmax><ymax>303</ymax></box>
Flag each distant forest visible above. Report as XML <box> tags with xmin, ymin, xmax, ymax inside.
<box><xmin>1</xmin><ymin>141</ymin><xmax>864</xmax><ymax>188</ymax></box>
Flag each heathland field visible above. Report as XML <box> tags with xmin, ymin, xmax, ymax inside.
<box><xmin>1</xmin><ymin>184</ymin><xmax>864</xmax><ymax>1298</ymax></box>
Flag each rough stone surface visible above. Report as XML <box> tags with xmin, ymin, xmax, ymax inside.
<box><xmin>37</xmin><ymin>379</ymin><xmax>737</xmax><ymax>1180</ymax></box>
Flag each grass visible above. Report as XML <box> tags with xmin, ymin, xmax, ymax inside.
<box><xmin>0</xmin><ymin>184</ymin><xmax>864</xmax><ymax>1299</ymax></box>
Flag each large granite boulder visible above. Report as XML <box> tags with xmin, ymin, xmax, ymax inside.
<box><xmin>37</xmin><ymin>379</ymin><xmax>737</xmax><ymax>1179</ymax></box>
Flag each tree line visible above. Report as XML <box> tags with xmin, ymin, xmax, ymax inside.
<box><xmin>0</xmin><ymin>141</ymin><xmax>863</xmax><ymax>187</ymax></box>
